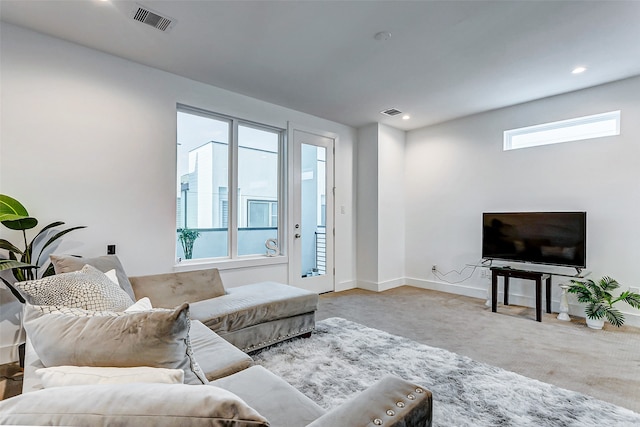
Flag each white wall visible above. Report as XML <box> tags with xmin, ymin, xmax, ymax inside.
<box><xmin>0</xmin><ymin>23</ymin><xmax>358</xmax><ymax>362</ymax></box>
<box><xmin>405</xmin><ymin>76</ymin><xmax>640</xmax><ymax>326</ymax></box>
<box><xmin>377</xmin><ymin>124</ymin><xmax>406</xmax><ymax>289</ymax></box>
<box><xmin>356</xmin><ymin>124</ymin><xmax>379</xmax><ymax>288</ymax></box>
<box><xmin>356</xmin><ymin>123</ymin><xmax>406</xmax><ymax>291</ymax></box>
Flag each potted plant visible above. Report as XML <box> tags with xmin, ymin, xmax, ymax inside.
<box><xmin>178</xmin><ymin>228</ymin><xmax>200</xmax><ymax>260</ymax></box>
<box><xmin>0</xmin><ymin>194</ymin><xmax>86</xmax><ymax>302</ymax></box>
<box><xmin>567</xmin><ymin>276</ymin><xmax>640</xmax><ymax>329</ymax></box>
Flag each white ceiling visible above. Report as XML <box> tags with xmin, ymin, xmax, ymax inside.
<box><xmin>2</xmin><ymin>0</ymin><xmax>639</xmax><ymax>131</ymax></box>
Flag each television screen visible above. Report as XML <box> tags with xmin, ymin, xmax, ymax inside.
<box><xmin>482</xmin><ymin>212</ymin><xmax>586</xmax><ymax>268</ymax></box>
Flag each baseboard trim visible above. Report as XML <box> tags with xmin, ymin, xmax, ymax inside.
<box><xmin>356</xmin><ymin>277</ymin><xmax>406</xmax><ymax>292</ymax></box>
<box><xmin>404</xmin><ymin>277</ymin><xmax>488</xmax><ymax>300</ymax></box>
<box><xmin>335</xmin><ymin>280</ymin><xmax>357</xmax><ymax>292</ymax></box>
<box><xmin>352</xmin><ymin>276</ymin><xmax>640</xmax><ymax>328</ymax></box>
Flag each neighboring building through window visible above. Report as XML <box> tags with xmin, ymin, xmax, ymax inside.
<box><xmin>176</xmin><ymin>105</ymin><xmax>283</xmax><ymax>261</ymax></box>
<box><xmin>504</xmin><ymin>110</ymin><xmax>621</xmax><ymax>151</ymax></box>
<box><xmin>247</xmin><ymin>200</ymin><xmax>278</xmax><ymax>228</ymax></box>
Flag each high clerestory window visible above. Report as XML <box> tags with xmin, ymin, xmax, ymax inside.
<box><xmin>176</xmin><ymin>105</ymin><xmax>284</xmax><ymax>262</ymax></box>
<box><xmin>504</xmin><ymin>110</ymin><xmax>621</xmax><ymax>151</ymax></box>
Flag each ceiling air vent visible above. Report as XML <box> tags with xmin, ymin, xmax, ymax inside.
<box><xmin>130</xmin><ymin>4</ymin><xmax>176</xmax><ymax>32</ymax></box>
<box><xmin>380</xmin><ymin>108</ymin><xmax>403</xmax><ymax>117</ymax></box>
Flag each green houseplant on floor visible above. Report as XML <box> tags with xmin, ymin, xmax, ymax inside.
<box><xmin>568</xmin><ymin>276</ymin><xmax>640</xmax><ymax>329</ymax></box>
<box><xmin>0</xmin><ymin>194</ymin><xmax>85</xmax><ymax>302</ymax></box>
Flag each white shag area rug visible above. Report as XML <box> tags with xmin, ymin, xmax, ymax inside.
<box><xmin>252</xmin><ymin>317</ymin><xmax>640</xmax><ymax>427</ymax></box>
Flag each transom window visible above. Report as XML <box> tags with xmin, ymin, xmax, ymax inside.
<box><xmin>504</xmin><ymin>110</ymin><xmax>621</xmax><ymax>151</ymax></box>
<box><xmin>176</xmin><ymin>105</ymin><xmax>283</xmax><ymax>261</ymax></box>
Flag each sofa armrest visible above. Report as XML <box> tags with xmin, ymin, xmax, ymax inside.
<box><xmin>306</xmin><ymin>375</ymin><xmax>432</xmax><ymax>427</ymax></box>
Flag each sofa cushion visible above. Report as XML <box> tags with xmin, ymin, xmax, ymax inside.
<box><xmin>36</xmin><ymin>366</ymin><xmax>184</xmax><ymax>387</ymax></box>
<box><xmin>211</xmin><ymin>365</ymin><xmax>325</xmax><ymax>427</ymax></box>
<box><xmin>125</xmin><ymin>297</ymin><xmax>153</xmax><ymax>312</ymax></box>
<box><xmin>0</xmin><ymin>383</ymin><xmax>270</xmax><ymax>427</ymax></box>
<box><xmin>50</xmin><ymin>254</ymin><xmax>136</xmax><ymax>301</ymax></box>
<box><xmin>23</xmin><ymin>303</ymin><xmax>208</xmax><ymax>385</ymax></box>
<box><xmin>189</xmin><ymin>282</ymin><xmax>318</xmax><ymax>334</ymax></box>
<box><xmin>15</xmin><ymin>264</ymin><xmax>134</xmax><ymax>311</ymax></box>
<box><xmin>129</xmin><ymin>268</ymin><xmax>226</xmax><ymax>308</ymax></box>
<box><xmin>189</xmin><ymin>320</ymin><xmax>253</xmax><ymax>381</ymax></box>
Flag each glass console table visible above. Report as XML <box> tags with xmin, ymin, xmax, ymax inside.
<box><xmin>489</xmin><ymin>266</ymin><xmax>590</xmax><ymax>322</ymax></box>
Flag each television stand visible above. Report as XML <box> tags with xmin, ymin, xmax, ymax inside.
<box><xmin>490</xmin><ymin>267</ymin><xmax>552</xmax><ymax>322</ymax></box>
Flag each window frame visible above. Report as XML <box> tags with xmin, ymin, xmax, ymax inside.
<box><xmin>176</xmin><ymin>104</ymin><xmax>286</xmax><ymax>266</ymax></box>
<box><xmin>504</xmin><ymin>110</ymin><xmax>621</xmax><ymax>151</ymax></box>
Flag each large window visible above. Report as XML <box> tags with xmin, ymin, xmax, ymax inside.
<box><xmin>176</xmin><ymin>105</ymin><xmax>283</xmax><ymax>261</ymax></box>
<box><xmin>504</xmin><ymin>110</ymin><xmax>621</xmax><ymax>151</ymax></box>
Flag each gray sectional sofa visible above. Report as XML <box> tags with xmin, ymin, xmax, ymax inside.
<box><xmin>129</xmin><ymin>271</ymin><xmax>318</xmax><ymax>353</ymax></box>
<box><xmin>0</xmin><ymin>256</ymin><xmax>433</xmax><ymax>426</ymax></box>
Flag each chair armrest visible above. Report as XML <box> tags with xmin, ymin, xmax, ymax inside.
<box><xmin>306</xmin><ymin>375</ymin><xmax>432</xmax><ymax>427</ymax></box>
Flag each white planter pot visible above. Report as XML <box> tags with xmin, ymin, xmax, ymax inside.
<box><xmin>586</xmin><ymin>317</ymin><xmax>605</xmax><ymax>330</ymax></box>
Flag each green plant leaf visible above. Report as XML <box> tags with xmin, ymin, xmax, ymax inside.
<box><xmin>1</xmin><ymin>217</ymin><xmax>38</xmax><ymax>231</ymax></box>
<box><xmin>41</xmin><ymin>263</ymin><xmax>56</xmax><ymax>278</ymax></box>
<box><xmin>568</xmin><ymin>281</ymin><xmax>597</xmax><ymax>303</ymax></box>
<box><xmin>0</xmin><ymin>194</ymin><xmax>38</xmax><ymax>230</ymax></box>
<box><xmin>34</xmin><ymin>225</ymin><xmax>87</xmax><ymax>265</ymax></box>
<box><xmin>599</xmin><ymin>276</ymin><xmax>619</xmax><ymax>292</ymax></box>
<box><xmin>0</xmin><ymin>194</ymin><xmax>29</xmax><ymax>216</ymax></box>
<box><xmin>0</xmin><ymin>259</ymin><xmax>35</xmax><ymax>271</ymax></box>
<box><xmin>586</xmin><ymin>302</ymin><xmax>606</xmax><ymax>320</ymax></box>
<box><xmin>622</xmin><ymin>292</ymin><xmax>640</xmax><ymax>309</ymax></box>
<box><xmin>605</xmin><ymin>308</ymin><xmax>625</xmax><ymax>327</ymax></box>
<box><xmin>0</xmin><ymin>239</ymin><xmax>23</xmax><ymax>255</ymax></box>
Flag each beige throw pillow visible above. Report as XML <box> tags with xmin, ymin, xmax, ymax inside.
<box><xmin>36</xmin><ymin>366</ymin><xmax>184</xmax><ymax>387</ymax></box>
<box><xmin>0</xmin><ymin>383</ymin><xmax>269</xmax><ymax>427</ymax></box>
<box><xmin>23</xmin><ymin>303</ymin><xmax>208</xmax><ymax>385</ymax></box>
<box><xmin>129</xmin><ymin>268</ymin><xmax>226</xmax><ymax>308</ymax></box>
<box><xmin>50</xmin><ymin>254</ymin><xmax>136</xmax><ymax>301</ymax></box>
<box><xmin>15</xmin><ymin>264</ymin><xmax>134</xmax><ymax>311</ymax></box>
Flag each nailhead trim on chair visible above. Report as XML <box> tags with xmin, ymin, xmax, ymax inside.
<box><xmin>241</xmin><ymin>327</ymin><xmax>315</xmax><ymax>352</ymax></box>
<box><xmin>369</xmin><ymin>386</ymin><xmax>427</xmax><ymax>425</ymax></box>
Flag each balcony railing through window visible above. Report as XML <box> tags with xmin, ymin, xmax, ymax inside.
<box><xmin>177</xmin><ymin>227</ymin><xmax>278</xmax><ymax>260</ymax></box>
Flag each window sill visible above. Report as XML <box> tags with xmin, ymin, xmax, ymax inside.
<box><xmin>173</xmin><ymin>255</ymin><xmax>288</xmax><ymax>272</ymax></box>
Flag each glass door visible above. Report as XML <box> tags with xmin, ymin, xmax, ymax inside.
<box><xmin>290</xmin><ymin>129</ymin><xmax>334</xmax><ymax>293</ymax></box>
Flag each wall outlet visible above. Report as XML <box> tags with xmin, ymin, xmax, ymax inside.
<box><xmin>432</xmin><ymin>265</ymin><xmax>437</xmax><ymax>273</ymax></box>
<box><xmin>630</xmin><ymin>287</ymin><xmax>640</xmax><ymax>294</ymax></box>
<box><xmin>481</xmin><ymin>269</ymin><xmax>492</xmax><ymax>279</ymax></box>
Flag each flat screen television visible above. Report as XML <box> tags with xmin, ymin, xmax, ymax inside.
<box><xmin>482</xmin><ymin>212</ymin><xmax>586</xmax><ymax>269</ymax></box>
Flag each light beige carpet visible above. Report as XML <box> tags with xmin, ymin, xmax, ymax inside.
<box><xmin>317</xmin><ymin>286</ymin><xmax>640</xmax><ymax>413</ymax></box>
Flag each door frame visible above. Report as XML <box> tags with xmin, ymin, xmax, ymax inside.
<box><xmin>287</xmin><ymin>122</ymin><xmax>336</xmax><ymax>293</ymax></box>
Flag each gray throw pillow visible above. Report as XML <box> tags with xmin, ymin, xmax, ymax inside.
<box><xmin>15</xmin><ymin>264</ymin><xmax>134</xmax><ymax>311</ymax></box>
<box><xmin>23</xmin><ymin>303</ymin><xmax>208</xmax><ymax>385</ymax></box>
<box><xmin>0</xmin><ymin>382</ymin><xmax>269</xmax><ymax>427</ymax></box>
<box><xmin>50</xmin><ymin>254</ymin><xmax>136</xmax><ymax>301</ymax></box>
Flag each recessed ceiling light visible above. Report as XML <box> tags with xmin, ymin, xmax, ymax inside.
<box><xmin>572</xmin><ymin>66</ymin><xmax>587</xmax><ymax>74</ymax></box>
<box><xmin>402</xmin><ymin>115</ymin><xmax>411</xmax><ymax>120</ymax></box>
